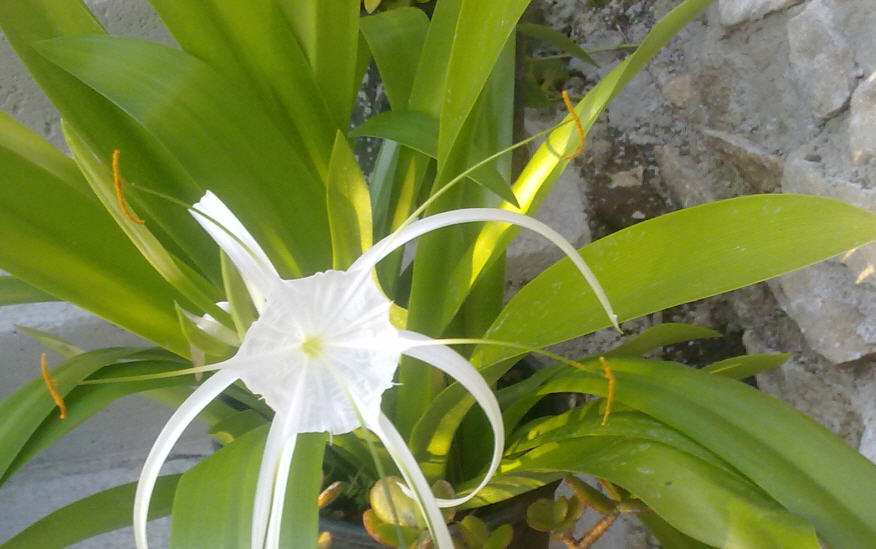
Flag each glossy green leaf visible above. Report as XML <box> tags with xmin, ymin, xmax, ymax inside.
<box><xmin>507</xmin><ymin>410</ymin><xmax>734</xmax><ymax>477</ymax></box>
<box><xmin>411</xmin><ymin>194</ymin><xmax>876</xmax><ymax>483</ymax></box>
<box><xmin>36</xmin><ymin>34</ymin><xmax>331</xmax><ymax>276</ymax></box>
<box><xmin>327</xmin><ymin>132</ymin><xmax>373</xmax><ymax>270</ymax></box>
<box><xmin>279</xmin><ymin>434</ymin><xmax>328</xmax><ymax>547</ymax></box>
<box><xmin>279</xmin><ymin>0</ymin><xmax>360</xmax><ymax>131</ymax></box>
<box><xmin>606</xmin><ymin>323</ymin><xmax>721</xmax><ymax>357</ymax></box>
<box><xmin>0</xmin><ymin>348</ymin><xmax>152</xmax><ymax>482</ymax></box>
<box><xmin>170</xmin><ymin>426</ymin><xmax>266</xmax><ymax>548</ymax></box>
<box><xmin>0</xmin><ymin>277</ymin><xmax>58</xmax><ymax>306</ymax></box>
<box><xmin>435</xmin><ymin>0</ymin><xmax>530</xmax><ymax>167</ymax></box>
<box><xmin>546</xmin><ymin>358</ymin><xmax>876</xmax><ymax>548</ymax></box>
<box><xmin>499</xmin><ymin>437</ymin><xmax>819</xmax><ymax>548</ymax></box>
<box><xmin>517</xmin><ymin>23</ymin><xmax>597</xmax><ymax>66</ymax></box>
<box><xmin>3</xmin><ymin>358</ymin><xmax>190</xmax><ymax>481</ymax></box>
<box><xmin>0</xmin><ymin>475</ymin><xmax>180</xmax><ymax>549</ymax></box>
<box><xmin>352</xmin><ymin>110</ymin><xmax>518</xmax><ymax>206</ymax></box>
<box><xmin>207</xmin><ymin>410</ymin><xmax>269</xmax><ymax>446</ymax></box>
<box><xmin>0</xmin><ymin>0</ymin><xmax>225</xmax><ymax>281</ymax></box>
<box><xmin>147</xmin><ymin>0</ymin><xmax>335</xmax><ymax>179</ymax></box>
<box><xmin>639</xmin><ymin>513</ymin><xmax>717</xmax><ymax>549</ymax></box>
<box><xmin>702</xmin><ymin>353</ymin><xmax>791</xmax><ymax>379</ymax></box>
<box><xmin>170</xmin><ymin>427</ymin><xmax>326</xmax><ymax>548</ymax></box>
<box><xmin>477</xmin><ymin>195</ymin><xmax>876</xmax><ymax>368</ymax></box>
<box><xmin>62</xmin><ymin>120</ymin><xmax>228</xmax><ymax>323</ymax></box>
<box><xmin>409</xmin><ymin>0</ymin><xmax>717</xmax><ymax>357</ymax></box>
<box><xmin>221</xmin><ymin>251</ymin><xmax>258</xmax><ymax>341</ymax></box>
<box><xmin>175</xmin><ymin>304</ymin><xmax>236</xmax><ymax>359</ymax></box>
<box><xmin>13</xmin><ymin>325</ymin><xmax>83</xmax><ymax>358</ymax></box>
<box><xmin>360</xmin><ymin>7</ymin><xmax>429</xmax><ymax>109</ymax></box>
<box><xmin>0</xmin><ymin>111</ymin><xmax>189</xmax><ymax>353</ymax></box>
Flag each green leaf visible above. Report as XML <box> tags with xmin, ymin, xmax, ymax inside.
<box><xmin>146</xmin><ymin>0</ymin><xmax>335</xmax><ymax>179</ymax></box>
<box><xmin>36</xmin><ymin>34</ymin><xmax>332</xmax><ymax>276</ymax></box>
<box><xmin>279</xmin><ymin>0</ymin><xmax>361</xmax><ymax>132</ymax></box>
<box><xmin>221</xmin><ymin>251</ymin><xmax>258</xmax><ymax>341</ymax></box>
<box><xmin>327</xmin><ymin>132</ymin><xmax>373</xmax><ymax>270</ymax></box>
<box><xmin>13</xmin><ymin>325</ymin><xmax>83</xmax><ymax>357</ymax></box>
<box><xmin>606</xmin><ymin>323</ymin><xmax>721</xmax><ymax>357</ymax></box>
<box><xmin>0</xmin><ymin>475</ymin><xmax>180</xmax><ymax>549</ymax></box>
<box><xmin>504</xmin><ymin>436</ymin><xmax>819</xmax><ymax>549</ymax></box>
<box><xmin>477</xmin><ymin>195</ymin><xmax>876</xmax><ymax>368</ymax></box>
<box><xmin>170</xmin><ymin>427</ymin><xmax>266</xmax><ymax>548</ymax></box>
<box><xmin>170</xmin><ymin>428</ymin><xmax>327</xmax><ymax>548</ymax></box>
<box><xmin>62</xmin><ymin>120</ymin><xmax>229</xmax><ymax>323</ymax></box>
<box><xmin>702</xmin><ymin>353</ymin><xmax>791</xmax><ymax>379</ymax></box>
<box><xmin>0</xmin><ymin>0</ymin><xmax>224</xmax><ymax>282</ymax></box>
<box><xmin>407</xmin><ymin>0</ymin><xmax>718</xmax><ymax>358</ymax></box>
<box><xmin>352</xmin><ymin>110</ymin><xmax>519</xmax><ymax>206</ymax></box>
<box><xmin>0</xmin><ymin>277</ymin><xmax>59</xmax><ymax>306</ymax></box>
<box><xmin>0</xmin><ymin>111</ymin><xmax>189</xmax><ymax>354</ymax></box>
<box><xmin>639</xmin><ymin>513</ymin><xmax>717</xmax><ymax>549</ymax></box>
<box><xmin>3</xmin><ymin>358</ymin><xmax>191</xmax><ymax>481</ymax></box>
<box><xmin>517</xmin><ymin>23</ymin><xmax>597</xmax><ymax>66</ymax></box>
<box><xmin>360</xmin><ymin>7</ymin><xmax>429</xmax><ymax>109</ymax></box>
<box><xmin>279</xmin><ymin>434</ymin><xmax>328</xmax><ymax>548</ymax></box>
<box><xmin>434</xmin><ymin>0</ymin><xmax>530</xmax><ymax>167</ymax></box>
<box><xmin>547</xmin><ymin>358</ymin><xmax>876</xmax><ymax>548</ymax></box>
<box><xmin>0</xmin><ymin>347</ymin><xmax>154</xmax><ymax>482</ymax></box>
<box><xmin>411</xmin><ymin>194</ymin><xmax>876</xmax><ymax>485</ymax></box>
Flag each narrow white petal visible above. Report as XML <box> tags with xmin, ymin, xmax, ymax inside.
<box><xmin>366</xmin><ymin>413</ymin><xmax>455</xmax><ymax>549</ymax></box>
<box><xmin>134</xmin><ymin>369</ymin><xmax>239</xmax><ymax>549</ymax></box>
<box><xmin>190</xmin><ymin>191</ymin><xmax>279</xmax><ymax>312</ymax></box>
<box><xmin>350</xmin><ymin>208</ymin><xmax>619</xmax><ymax>330</ymax></box>
<box><xmin>400</xmin><ymin>332</ymin><xmax>504</xmax><ymax>507</ymax></box>
<box><xmin>251</xmin><ymin>413</ymin><xmax>297</xmax><ymax>549</ymax></box>
<box><xmin>264</xmin><ymin>431</ymin><xmax>299</xmax><ymax>549</ymax></box>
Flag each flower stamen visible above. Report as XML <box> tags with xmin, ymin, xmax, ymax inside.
<box><xmin>599</xmin><ymin>356</ymin><xmax>615</xmax><ymax>425</ymax></box>
<box><xmin>301</xmin><ymin>336</ymin><xmax>325</xmax><ymax>358</ymax></box>
<box><xmin>561</xmin><ymin>90</ymin><xmax>586</xmax><ymax>160</ymax></box>
<box><xmin>112</xmin><ymin>149</ymin><xmax>145</xmax><ymax>225</ymax></box>
<box><xmin>40</xmin><ymin>353</ymin><xmax>66</xmax><ymax>419</ymax></box>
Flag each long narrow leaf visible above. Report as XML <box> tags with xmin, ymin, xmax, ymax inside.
<box><xmin>0</xmin><ymin>475</ymin><xmax>181</xmax><ymax>549</ymax></box>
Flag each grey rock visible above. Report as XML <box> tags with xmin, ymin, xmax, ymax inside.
<box><xmin>702</xmin><ymin>128</ymin><xmax>784</xmax><ymax>193</ymax></box>
<box><xmin>787</xmin><ymin>0</ymin><xmax>856</xmax><ymax>120</ymax></box>
<box><xmin>849</xmin><ymin>72</ymin><xmax>876</xmax><ymax>166</ymax></box>
<box><xmin>656</xmin><ymin>146</ymin><xmax>716</xmax><ymax>207</ymax></box>
<box><xmin>718</xmin><ymin>0</ymin><xmax>799</xmax><ymax>27</ymax></box>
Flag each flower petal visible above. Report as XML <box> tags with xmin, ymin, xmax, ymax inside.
<box><xmin>350</xmin><ymin>207</ymin><xmax>619</xmax><ymax>330</ymax></box>
<box><xmin>190</xmin><ymin>191</ymin><xmax>279</xmax><ymax>312</ymax></box>
<box><xmin>252</xmin><ymin>412</ymin><xmax>298</xmax><ymax>549</ymax></box>
<box><xmin>366</xmin><ymin>412</ymin><xmax>455</xmax><ymax>549</ymax></box>
<box><xmin>134</xmin><ymin>369</ymin><xmax>239</xmax><ymax>549</ymax></box>
<box><xmin>400</xmin><ymin>331</ymin><xmax>504</xmax><ymax>507</ymax></box>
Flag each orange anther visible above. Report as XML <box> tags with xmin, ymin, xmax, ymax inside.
<box><xmin>40</xmin><ymin>353</ymin><xmax>66</xmax><ymax>419</ymax></box>
<box><xmin>112</xmin><ymin>150</ymin><xmax>145</xmax><ymax>225</ymax></box>
<box><xmin>598</xmin><ymin>356</ymin><xmax>615</xmax><ymax>425</ymax></box>
<box><xmin>561</xmin><ymin>90</ymin><xmax>586</xmax><ymax>160</ymax></box>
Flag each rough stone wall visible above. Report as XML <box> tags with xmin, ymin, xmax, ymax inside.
<box><xmin>523</xmin><ymin>2</ymin><xmax>875</xmax><ymax>546</ymax></box>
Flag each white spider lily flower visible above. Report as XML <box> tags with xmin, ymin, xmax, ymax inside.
<box><xmin>134</xmin><ymin>191</ymin><xmax>617</xmax><ymax>549</ymax></box>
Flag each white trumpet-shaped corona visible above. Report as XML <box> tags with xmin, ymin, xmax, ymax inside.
<box><xmin>134</xmin><ymin>191</ymin><xmax>617</xmax><ymax>549</ymax></box>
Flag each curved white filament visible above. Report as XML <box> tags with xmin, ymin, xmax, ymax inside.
<box><xmin>366</xmin><ymin>412</ymin><xmax>454</xmax><ymax>548</ymax></box>
<box><xmin>399</xmin><ymin>332</ymin><xmax>504</xmax><ymax>507</ymax></box>
<box><xmin>190</xmin><ymin>191</ymin><xmax>279</xmax><ymax>312</ymax></box>
<box><xmin>351</xmin><ymin>208</ymin><xmax>619</xmax><ymax>330</ymax></box>
<box><xmin>251</xmin><ymin>411</ymin><xmax>297</xmax><ymax>549</ymax></box>
<box><xmin>134</xmin><ymin>369</ymin><xmax>239</xmax><ymax>549</ymax></box>
<box><xmin>264</xmin><ymin>431</ymin><xmax>299</xmax><ymax>549</ymax></box>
